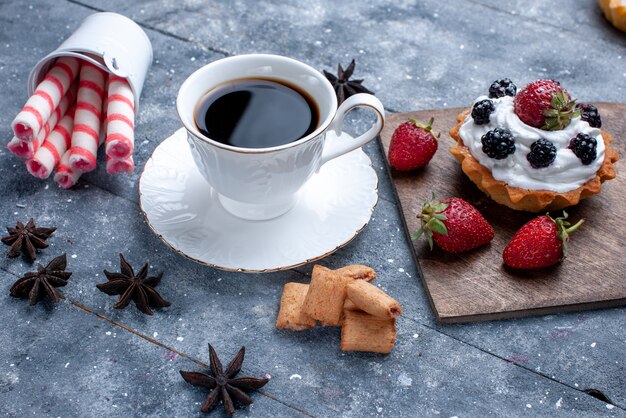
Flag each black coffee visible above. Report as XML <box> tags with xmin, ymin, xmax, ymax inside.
<box><xmin>194</xmin><ymin>78</ymin><xmax>319</xmax><ymax>148</ymax></box>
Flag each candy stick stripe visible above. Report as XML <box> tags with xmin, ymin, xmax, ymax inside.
<box><xmin>56</xmin><ymin>166</ymin><xmax>74</xmax><ymax>174</ymax></box>
<box><xmin>76</xmin><ymin>102</ymin><xmax>102</xmax><ymax>120</ymax></box>
<box><xmin>11</xmin><ymin>57</ymin><xmax>80</xmax><ymax>141</ymax></box>
<box><xmin>73</xmin><ymin>124</ymin><xmax>100</xmax><ymax>143</ymax></box>
<box><xmin>25</xmin><ymin>108</ymin><xmax>75</xmax><ymax>179</ymax></box>
<box><xmin>69</xmin><ymin>146</ymin><xmax>97</xmax><ymax>167</ymax></box>
<box><xmin>78</xmin><ymin>79</ymin><xmax>105</xmax><ymax>99</ymax></box>
<box><xmin>33</xmin><ymin>90</ymin><xmax>54</xmax><ymax>113</ymax></box>
<box><xmin>106</xmin><ymin>132</ymin><xmax>133</xmax><ymax>143</ymax></box>
<box><xmin>20</xmin><ymin>106</ymin><xmax>44</xmax><ymax>131</ymax></box>
<box><xmin>55</xmin><ymin>61</ymin><xmax>76</xmax><ymax>81</ymax></box>
<box><xmin>107</xmin><ymin>114</ymin><xmax>134</xmax><ymax>129</ymax></box>
<box><xmin>59</xmin><ymin>125</ymin><xmax>72</xmax><ymax>148</ymax></box>
<box><xmin>41</xmin><ymin>141</ymin><xmax>61</xmax><ymax>163</ymax></box>
<box><xmin>68</xmin><ymin>64</ymin><xmax>107</xmax><ymax>172</ymax></box>
<box><xmin>107</xmin><ymin>94</ymin><xmax>134</xmax><ymax>110</ymax></box>
<box><xmin>43</xmin><ymin>74</ymin><xmax>65</xmax><ymax>97</ymax></box>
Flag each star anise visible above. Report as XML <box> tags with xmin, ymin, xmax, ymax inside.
<box><xmin>180</xmin><ymin>344</ymin><xmax>269</xmax><ymax>415</ymax></box>
<box><xmin>1</xmin><ymin>218</ymin><xmax>56</xmax><ymax>260</ymax></box>
<box><xmin>323</xmin><ymin>59</ymin><xmax>374</xmax><ymax>105</ymax></box>
<box><xmin>96</xmin><ymin>254</ymin><xmax>171</xmax><ymax>316</ymax></box>
<box><xmin>10</xmin><ymin>254</ymin><xmax>71</xmax><ymax>305</ymax></box>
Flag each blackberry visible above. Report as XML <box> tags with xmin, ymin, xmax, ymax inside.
<box><xmin>481</xmin><ymin>128</ymin><xmax>516</xmax><ymax>159</ymax></box>
<box><xmin>488</xmin><ymin>78</ymin><xmax>517</xmax><ymax>98</ymax></box>
<box><xmin>568</xmin><ymin>133</ymin><xmax>597</xmax><ymax>165</ymax></box>
<box><xmin>575</xmin><ymin>103</ymin><xmax>602</xmax><ymax>128</ymax></box>
<box><xmin>527</xmin><ymin>138</ymin><xmax>557</xmax><ymax>168</ymax></box>
<box><xmin>471</xmin><ymin>99</ymin><xmax>495</xmax><ymax>125</ymax></box>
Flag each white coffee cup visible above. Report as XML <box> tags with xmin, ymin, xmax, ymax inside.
<box><xmin>176</xmin><ymin>54</ymin><xmax>384</xmax><ymax>221</ymax></box>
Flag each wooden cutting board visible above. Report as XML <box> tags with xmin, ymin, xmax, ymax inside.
<box><xmin>379</xmin><ymin>103</ymin><xmax>626</xmax><ymax>323</ymax></box>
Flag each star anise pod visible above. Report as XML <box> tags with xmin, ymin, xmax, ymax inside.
<box><xmin>323</xmin><ymin>59</ymin><xmax>374</xmax><ymax>105</ymax></box>
<box><xmin>1</xmin><ymin>218</ymin><xmax>56</xmax><ymax>260</ymax></box>
<box><xmin>10</xmin><ymin>254</ymin><xmax>71</xmax><ymax>305</ymax></box>
<box><xmin>180</xmin><ymin>344</ymin><xmax>269</xmax><ymax>415</ymax></box>
<box><xmin>96</xmin><ymin>254</ymin><xmax>171</xmax><ymax>316</ymax></box>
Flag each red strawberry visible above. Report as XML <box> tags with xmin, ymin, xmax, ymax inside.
<box><xmin>388</xmin><ymin>118</ymin><xmax>439</xmax><ymax>171</ymax></box>
<box><xmin>513</xmin><ymin>80</ymin><xmax>580</xmax><ymax>130</ymax></box>
<box><xmin>412</xmin><ymin>196</ymin><xmax>494</xmax><ymax>253</ymax></box>
<box><xmin>503</xmin><ymin>212</ymin><xmax>584</xmax><ymax>269</ymax></box>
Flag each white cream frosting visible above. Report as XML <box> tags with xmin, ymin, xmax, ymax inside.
<box><xmin>458</xmin><ymin>95</ymin><xmax>605</xmax><ymax>193</ymax></box>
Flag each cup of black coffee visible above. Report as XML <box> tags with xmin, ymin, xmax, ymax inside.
<box><xmin>177</xmin><ymin>54</ymin><xmax>384</xmax><ymax>221</ymax></box>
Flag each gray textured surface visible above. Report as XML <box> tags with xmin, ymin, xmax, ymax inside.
<box><xmin>0</xmin><ymin>0</ymin><xmax>625</xmax><ymax>417</ymax></box>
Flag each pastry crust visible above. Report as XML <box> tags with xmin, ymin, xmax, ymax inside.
<box><xmin>449</xmin><ymin>109</ymin><xmax>619</xmax><ymax>212</ymax></box>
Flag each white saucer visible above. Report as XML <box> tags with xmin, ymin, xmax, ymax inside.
<box><xmin>138</xmin><ymin>128</ymin><xmax>378</xmax><ymax>272</ymax></box>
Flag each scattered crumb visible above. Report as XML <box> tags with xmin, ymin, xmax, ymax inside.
<box><xmin>105</xmin><ymin>331</ymin><xmax>111</xmax><ymax>336</ymax></box>
<box><xmin>71</xmin><ymin>254</ymin><xmax>77</xmax><ymax>259</ymax></box>
<box><xmin>289</xmin><ymin>374</ymin><xmax>302</xmax><ymax>380</ymax></box>
<box><xmin>556</xmin><ymin>398</ymin><xmax>562</xmax><ymax>408</ymax></box>
<box><xmin>397</xmin><ymin>372</ymin><xmax>412</xmax><ymax>386</ymax></box>
<box><xmin>526</xmin><ymin>404</ymin><xmax>532</xmax><ymax>408</ymax></box>
<box><xmin>590</xmin><ymin>342</ymin><xmax>596</xmax><ymax>348</ymax></box>
<box><xmin>413</xmin><ymin>334</ymin><xmax>419</xmax><ymax>339</ymax></box>
<box><xmin>16</xmin><ymin>203</ymin><xmax>25</xmax><ymax>208</ymax></box>
<box><xmin>64</xmin><ymin>362</ymin><xmax>70</xmax><ymax>368</ymax></box>
<box><xmin>176</xmin><ymin>336</ymin><xmax>184</xmax><ymax>342</ymax></box>
<box><xmin>153</xmin><ymin>332</ymin><xmax>158</xmax><ymax>338</ymax></box>
<box><xmin>607</xmin><ymin>405</ymin><xmax>615</xmax><ymax>410</ymax></box>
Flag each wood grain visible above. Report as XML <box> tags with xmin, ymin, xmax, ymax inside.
<box><xmin>379</xmin><ymin>103</ymin><xmax>626</xmax><ymax>323</ymax></box>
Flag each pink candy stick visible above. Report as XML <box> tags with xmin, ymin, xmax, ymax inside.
<box><xmin>103</xmin><ymin>89</ymin><xmax>135</xmax><ymax>174</ymax></box>
<box><xmin>11</xmin><ymin>57</ymin><xmax>80</xmax><ymax>142</ymax></box>
<box><xmin>8</xmin><ymin>83</ymin><xmax>77</xmax><ymax>158</ymax></box>
<box><xmin>106</xmin><ymin>155</ymin><xmax>135</xmax><ymax>175</ymax></box>
<box><xmin>54</xmin><ymin>150</ymin><xmax>82</xmax><ymax>189</ymax></box>
<box><xmin>26</xmin><ymin>107</ymin><xmax>76</xmax><ymax>179</ymax></box>
<box><xmin>105</xmin><ymin>76</ymin><xmax>135</xmax><ymax>159</ymax></box>
<box><xmin>68</xmin><ymin>62</ymin><xmax>107</xmax><ymax>173</ymax></box>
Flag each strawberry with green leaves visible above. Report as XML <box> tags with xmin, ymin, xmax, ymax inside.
<box><xmin>503</xmin><ymin>212</ymin><xmax>584</xmax><ymax>269</ymax></box>
<box><xmin>412</xmin><ymin>195</ymin><xmax>494</xmax><ymax>253</ymax></box>
<box><xmin>513</xmin><ymin>80</ymin><xmax>580</xmax><ymax>131</ymax></box>
<box><xmin>388</xmin><ymin>118</ymin><xmax>439</xmax><ymax>171</ymax></box>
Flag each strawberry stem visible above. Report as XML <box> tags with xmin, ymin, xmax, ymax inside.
<box><xmin>564</xmin><ymin>218</ymin><xmax>584</xmax><ymax>234</ymax></box>
<box><xmin>408</xmin><ymin>117</ymin><xmax>440</xmax><ymax>138</ymax></box>
<box><xmin>551</xmin><ymin>211</ymin><xmax>584</xmax><ymax>258</ymax></box>
<box><xmin>413</xmin><ymin>194</ymin><xmax>449</xmax><ymax>250</ymax></box>
<box><xmin>542</xmin><ymin>90</ymin><xmax>580</xmax><ymax>131</ymax></box>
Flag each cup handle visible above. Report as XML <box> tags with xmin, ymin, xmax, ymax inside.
<box><xmin>319</xmin><ymin>93</ymin><xmax>385</xmax><ymax>166</ymax></box>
